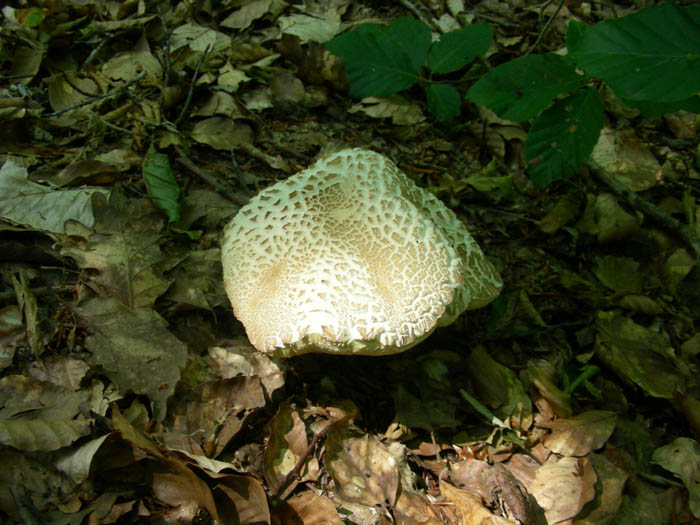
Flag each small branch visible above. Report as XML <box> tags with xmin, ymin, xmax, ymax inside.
<box><xmin>174</xmin><ymin>45</ymin><xmax>210</xmax><ymax>127</ymax></box>
<box><xmin>526</xmin><ymin>0</ymin><xmax>566</xmax><ymax>56</ymax></box>
<box><xmin>157</xmin><ymin>5</ymin><xmax>171</xmax><ymax>113</ymax></box>
<box><xmin>0</xmin><ymin>284</ymin><xmax>74</xmax><ymax>302</ymax></box>
<box><xmin>586</xmin><ymin>158</ymin><xmax>700</xmax><ymax>258</ymax></box>
<box><xmin>44</xmin><ymin>71</ymin><xmax>146</xmax><ymax>118</ymax></box>
<box><xmin>82</xmin><ymin>39</ymin><xmax>107</xmax><ymax>68</ymax></box>
<box><xmin>397</xmin><ymin>0</ymin><xmax>435</xmax><ymax>31</ymax></box>
<box><xmin>269</xmin><ymin>412</ymin><xmax>355</xmax><ymax>501</ymax></box>
<box><xmin>174</xmin><ymin>147</ymin><xmax>251</xmax><ymax>207</ymax></box>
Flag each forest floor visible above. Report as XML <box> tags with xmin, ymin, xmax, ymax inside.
<box><xmin>0</xmin><ymin>0</ymin><xmax>699</xmax><ymax>524</ymax></box>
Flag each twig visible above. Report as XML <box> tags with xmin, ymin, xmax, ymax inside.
<box><xmin>0</xmin><ymin>284</ymin><xmax>74</xmax><ymax>302</ymax></box>
<box><xmin>525</xmin><ymin>0</ymin><xmax>566</xmax><ymax>56</ymax></box>
<box><xmin>0</xmin><ymin>73</ymin><xmax>35</xmax><ymax>81</ymax></box>
<box><xmin>397</xmin><ymin>0</ymin><xmax>435</xmax><ymax>31</ymax></box>
<box><xmin>174</xmin><ymin>147</ymin><xmax>251</xmax><ymax>207</ymax></box>
<box><xmin>586</xmin><ymin>158</ymin><xmax>700</xmax><ymax>258</ymax></box>
<box><xmin>269</xmin><ymin>412</ymin><xmax>355</xmax><ymax>501</ymax></box>
<box><xmin>82</xmin><ymin>39</ymin><xmax>107</xmax><ymax>68</ymax></box>
<box><xmin>157</xmin><ymin>5</ymin><xmax>171</xmax><ymax>112</ymax></box>
<box><xmin>44</xmin><ymin>71</ymin><xmax>146</xmax><ymax>118</ymax></box>
<box><xmin>174</xmin><ymin>45</ymin><xmax>210</xmax><ymax>126</ymax></box>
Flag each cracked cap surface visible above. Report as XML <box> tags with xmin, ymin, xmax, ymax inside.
<box><xmin>221</xmin><ymin>148</ymin><xmax>502</xmax><ymax>357</ymax></box>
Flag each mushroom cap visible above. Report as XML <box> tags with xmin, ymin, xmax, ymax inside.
<box><xmin>221</xmin><ymin>148</ymin><xmax>502</xmax><ymax>357</ymax></box>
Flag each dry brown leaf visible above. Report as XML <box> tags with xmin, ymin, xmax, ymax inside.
<box><xmin>542</xmin><ymin>411</ymin><xmax>617</xmax><ymax>456</ymax></box>
<box><xmin>168</xmin><ymin>376</ymin><xmax>266</xmax><ymax>458</ymax></box>
<box><xmin>394</xmin><ymin>489</ymin><xmax>444</xmax><ymax>524</ymax></box>
<box><xmin>263</xmin><ymin>401</ymin><xmax>311</xmax><ymax>495</ymax></box>
<box><xmin>530</xmin><ymin>456</ymin><xmax>596</xmax><ymax>524</ymax></box>
<box><xmin>272</xmin><ymin>491</ymin><xmax>342</xmax><ymax>524</ymax></box>
<box><xmin>325</xmin><ymin>426</ymin><xmax>400</xmax><ymax>507</ymax></box>
<box><xmin>440</xmin><ymin>480</ymin><xmax>517</xmax><ymax>525</ymax></box>
<box><xmin>573</xmin><ymin>453</ymin><xmax>627</xmax><ymax>524</ymax></box>
<box><xmin>215</xmin><ymin>474</ymin><xmax>270</xmax><ymax>524</ymax></box>
<box><xmin>153</xmin><ymin>456</ymin><xmax>220</xmax><ymax>523</ymax></box>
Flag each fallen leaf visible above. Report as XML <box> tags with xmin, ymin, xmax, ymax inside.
<box><xmin>530</xmin><ymin>456</ymin><xmax>596</xmax><ymax>524</ymax></box>
<box><xmin>542</xmin><ymin>410</ymin><xmax>617</xmax><ymax>456</ymax></box>
<box><xmin>325</xmin><ymin>426</ymin><xmax>400</xmax><ymax>507</ymax></box>
<box><xmin>77</xmin><ymin>298</ymin><xmax>187</xmax><ymax>421</ymax></box>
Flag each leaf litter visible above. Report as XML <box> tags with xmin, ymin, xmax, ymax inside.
<box><xmin>0</xmin><ymin>0</ymin><xmax>698</xmax><ymax>523</ymax></box>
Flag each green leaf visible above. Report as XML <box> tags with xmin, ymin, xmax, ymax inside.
<box><xmin>623</xmin><ymin>95</ymin><xmax>700</xmax><ymax>118</ymax></box>
<box><xmin>425</xmin><ymin>83</ymin><xmax>461</xmax><ymax>122</ymax></box>
<box><xmin>466</xmin><ymin>54</ymin><xmax>585</xmax><ymax>121</ymax></box>
<box><xmin>427</xmin><ymin>24</ymin><xmax>493</xmax><ymax>74</ymax></box>
<box><xmin>325</xmin><ymin>18</ymin><xmax>430</xmax><ymax>98</ymax></box>
<box><xmin>566</xmin><ymin>19</ymin><xmax>589</xmax><ymax>51</ymax></box>
<box><xmin>381</xmin><ymin>18</ymin><xmax>431</xmax><ymax>73</ymax></box>
<box><xmin>143</xmin><ymin>143</ymin><xmax>181</xmax><ymax>223</ymax></box>
<box><xmin>526</xmin><ymin>87</ymin><xmax>604</xmax><ymax>189</ymax></box>
<box><xmin>569</xmin><ymin>4</ymin><xmax>700</xmax><ymax>102</ymax></box>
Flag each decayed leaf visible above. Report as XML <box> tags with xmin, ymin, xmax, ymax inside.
<box><xmin>542</xmin><ymin>410</ymin><xmax>616</xmax><ymax>456</ymax></box>
<box><xmin>55</xmin><ymin>434</ymin><xmax>111</xmax><ymax>484</ymax></box>
<box><xmin>529</xmin><ymin>456</ymin><xmax>596</xmax><ymax>524</ymax></box>
<box><xmin>215</xmin><ymin>474</ymin><xmax>270</xmax><ymax>524</ymax></box>
<box><xmin>590</xmin><ymin>128</ymin><xmax>660</xmax><ymax>191</ymax></box>
<box><xmin>169</xmin><ymin>376</ymin><xmax>265</xmax><ymax>458</ymax></box>
<box><xmin>0</xmin><ymin>418</ymin><xmax>90</xmax><ymax>453</ymax></box>
<box><xmin>27</xmin><ymin>356</ymin><xmax>90</xmax><ymax>391</ymax></box>
<box><xmin>221</xmin><ymin>0</ymin><xmax>273</xmax><ymax>29</ymax></box>
<box><xmin>178</xmin><ymin>189</ymin><xmax>238</xmax><ymax>230</ymax></box>
<box><xmin>537</xmin><ymin>189</ymin><xmax>585</xmax><ymax>234</ymax></box>
<box><xmin>467</xmin><ymin>345</ymin><xmax>533</xmax><ymax>425</ymax></box>
<box><xmin>111</xmin><ymin>405</ymin><xmax>163</xmax><ymax>459</ymax></box>
<box><xmin>10</xmin><ymin>270</ymin><xmax>41</xmax><ymax>354</ymax></box>
<box><xmin>272</xmin><ymin>491</ymin><xmax>342</xmax><ymax>524</ymax></box>
<box><xmin>190</xmin><ymin>117</ymin><xmax>255</xmax><ymax>150</ymax></box>
<box><xmin>349</xmin><ymin>95</ymin><xmax>425</xmax><ymax>125</ymax></box>
<box><xmin>61</xmin><ymin>191</ymin><xmax>169</xmax><ymax>309</ymax></box>
<box><xmin>579</xmin><ymin>453</ymin><xmax>628</xmax><ymax>524</ymax></box>
<box><xmin>652</xmin><ymin>437</ymin><xmax>700</xmax><ymax>518</ymax></box>
<box><xmin>279</xmin><ymin>13</ymin><xmax>341</xmax><ymax>43</ymax></box>
<box><xmin>0</xmin><ymin>375</ymin><xmax>90</xmax><ymax>452</ymax></box>
<box><xmin>46</xmin><ymin>72</ymin><xmax>98</xmax><ymax>112</ymax></box>
<box><xmin>440</xmin><ymin>480</ymin><xmax>516</xmax><ymax>524</ymax></box>
<box><xmin>595</xmin><ymin>313</ymin><xmax>685</xmax><ymax>399</ymax></box>
<box><xmin>102</xmin><ymin>50</ymin><xmax>162</xmax><ymax>81</ymax></box>
<box><xmin>77</xmin><ymin>298</ymin><xmax>187</xmax><ymax>421</ymax></box>
<box><xmin>0</xmin><ymin>448</ymin><xmax>76</xmax><ymax>520</ymax></box>
<box><xmin>170</xmin><ymin>23</ymin><xmax>229</xmax><ymax>54</ymax></box>
<box><xmin>0</xmin><ymin>161</ymin><xmax>108</xmax><ymax>234</ymax></box>
<box><xmin>164</xmin><ymin>249</ymin><xmax>229</xmax><ymax>311</ymax></box>
<box><xmin>208</xmin><ymin>339</ymin><xmax>285</xmax><ymax>398</ymax></box>
<box><xmin>593</xmin><ymin>256</ymin><xmax>643</xmax><ymax>293</ymax></box>
<box><xmin>263</xmin><ymin>401</ymin><xmax>311</xmax><ymax>495</ymax></box>
<box><xmin>663</xmin><ymin>248</ymin><xmax>696</xmax><ymax>294</ymax></box>
<box><xmin>325</xmin><ymin>426</ymin><xmax>400</xmax><ymax>507</ymax></box>
<box><xmin>394</xmin><ymin>383</ymin><xmax>459</xmax><ymax>432</ymax></box>
<box><xmin>449</xmin><ymin>459</ymin><xmax>544</xmax><ymax>524</ymax></box>
<box><xmin>153</xmin><ymin>456</ymin><xmax>220</xmax><ymax>523</ymax></box>
<box><xmin>592</xmin><ymin>193</ymin><xmax>640</xmax><ymax>243</ymax></box>
<box><xmin>394</xmin><ymin>489</ymin><xmax>444</xmax><ymax>524</ymax></box>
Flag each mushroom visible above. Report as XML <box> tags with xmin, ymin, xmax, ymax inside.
<box><xmin>221</xmin><ymin>148</ymin><xmax>502</xmax><ymax>357</ymax></box>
